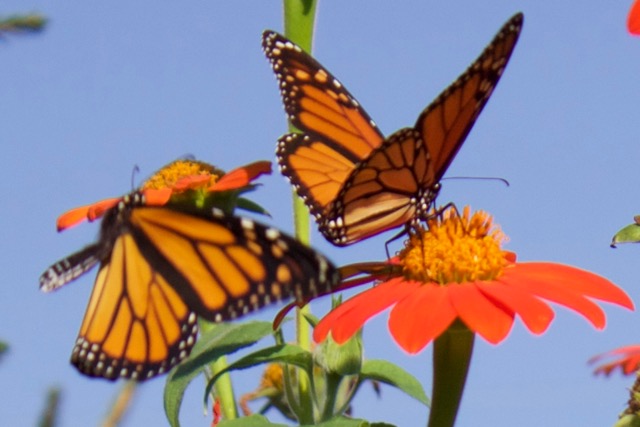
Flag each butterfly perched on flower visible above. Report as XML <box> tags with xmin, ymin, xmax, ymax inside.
<box><xmin>263</xmin><ymin>13</ymin><xmax>523</xmax><ymax>246</ymax></box>
<box><xmin>40</xmin><ymin>160</ymin><xmax>339</xmax><ymax>381</ymax></box>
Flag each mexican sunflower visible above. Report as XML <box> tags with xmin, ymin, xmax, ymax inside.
<box><xmin>314</xmin><ymin>207</ymin><xmax>634</xmax><ymax>353</ymax></box>
<box><xmin>590</xmin><ymin>345</ymin><xmax>640</xmax><ymax>376</ymax></box>
<box><xmin>630</xmin><ymin>0</ymin><xmax>640</xmax><ymax>35</ymax></box>
<box><xmin>56</xmin><ymin>159</ymin><xmax>272</xmax><ymax>231</ymax></box>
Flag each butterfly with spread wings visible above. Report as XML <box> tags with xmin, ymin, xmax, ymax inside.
<box><xmin>40</xmin><ymin>161</ymin><xmax>339</xmax><ymax>381</ymax></box>
<box><xmin>263</xmin><ymin>13</ymin><xmax>523</xmax><ymax>246</ymax></box>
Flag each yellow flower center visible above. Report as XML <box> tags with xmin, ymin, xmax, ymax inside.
<box><xmin>399</xmin><ymin>207</ymin><xmax>508</xmax><ymax>284</ymax></box>
<box><xmin>141</xmin><ymin>160</ymin><xmax>223</xmax><ymax>190</ymax></box>
<box><xmin>260</xmin><ymin>363</ymin><xmax>284</xmax><ymax>391</ymax></box>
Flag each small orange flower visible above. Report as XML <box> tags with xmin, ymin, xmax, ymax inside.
<box><xmin>590</xmin><ymin>345</ymin><xmax>640</xmax><ymax>376</ymax></box>
<box><xmin>630</xmin><ymin>0</ymin><xmax>640</xmax><ymax>35</ymax></box>
<box><xmin>314</xmin><ymin>207</ymin><xmax>634</xmax><ymax>353</ymax></box>
<box><xmin>56</xmin><ymin>160</ymin><xmax>271</xmax><ymax>231</ymax></box>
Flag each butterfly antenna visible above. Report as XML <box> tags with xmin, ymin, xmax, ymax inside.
<box><xmin>442</xmin><ymin>176</ymin><xmax>510</xmax><ymax>187</ymax></box>
<box><xmin>130</xmin><ymin>165</ymin><xmax>140</xmax><ymax>190</ymax></box>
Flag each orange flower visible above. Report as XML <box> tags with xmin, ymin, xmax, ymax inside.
<box><xmin>56</xmin><ymin>160</ymin><xmax>271</xmax><ymax>231</ymax></box>
<box><xmin>590</xmin><ymin>345</ymin><xmax>640</xmax><ymax>376</ymax></box>
<box><xmin>314</xmin><ymin>207</ymin><xmax>634</xmax><ymax>353</ymax></box>
<box><xmin>630</xmin><ymin>0</ymin><xmax>640</xmax><ymax>35</ymax></box>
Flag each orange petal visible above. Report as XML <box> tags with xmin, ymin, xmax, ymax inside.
<box><xmin>514</xmin><ymin>263</ymin><xmax>633</xmax><ymax>310</ymax></box>
<box><xmin>56</xmin><ymin>197</ymin><xmax>120</xmax><ymax>231</ymax></box>
<box><xmin>209</xmin><ymin>161</ymin><xmax>272</xmax><ymax>192</ymax></box>
<box><xmin>479</xmin><ymin>281</ymin><xmax>555</xmax><ymax>335</ymax></box>
<box><xmin>503</xmin><ymin>268</ymin><xmax>607</xmax><ymax>329</ymax></box>
<box><xmin>448</xmin><ymin>283</ymin><xmax>514</xmax><ymax>344</ymax></box>
<box><xmin>313</xmin><ymin>278</ymin><xmax>418</xmax><ymax>344</ymax></box>
<box><xmin>389</xmin><ymin>284</ymin><xmax>456</xmax><ymax>353</ymax></box>
<box><xmin>86</xmin><ymin>197</ymin><xmax>121</xmax><ymax>221</ymax></box>
<box><xmin>142</xmin><ymin>188</ymin><xmax>172</xmax><ymax>206</ymax></box>
<box><xmin>56</xmin><ymin>205</ymin><xmax>92</xmax><ymax>231</ymax></box>
<box><xmin>629</xmin><ymin>0</ymin><xmax>640</xmax><ymax>35</ymax></box>
<box><xmin>173</xmin><ymin>175</ymin><xmax>211</xmax><ymax>191</ymax></box>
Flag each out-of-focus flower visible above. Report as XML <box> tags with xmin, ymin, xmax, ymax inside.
<box><xmin>629</xmin><ymin>0</ymin><xmax>640</xmax><ymax>35</ymax></box>
<box><xmin>56</xmin><ymin>159</ymin><xmax>271</xmax><ymax>231</ymax></box>
<box><xmin>590</xmin><ymin>345</ymin><xmax>640</xmax><ymax>376</ymax></box>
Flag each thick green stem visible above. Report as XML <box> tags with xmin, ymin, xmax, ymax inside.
<box><xmin>281</xmin><ymin>0</ymin><xmax>319</xmax><ymax>423</ymax></box>
<box><xmin>427</xmin><ymin>321</ymin><xmax>474</xmax><ymax>427</ymax></box>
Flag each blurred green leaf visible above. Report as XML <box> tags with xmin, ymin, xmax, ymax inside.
<box><xmin>217</xmin><ymin>414</ymin><xmax>288</xmax><ymax>426</ymax></box>
<box><xmin>0</xmin><ymin>14</ymin><xmax>46</xmax><ymax>34</ymax></box>
<box><xmin>204</xmin><ymin>344</ymin><xmax>313</xmax><ymax>401</ymax></box>
<box><xmin>38</xmin><ymin>387</ymin><xmax>61</xmax><ymax>427</ymax></box>
<box><xmin>360</xmin><ymin>359</ymin><xmax>429</xmax><ymax>406</ymax></box>
<box><xmin>164</xmin><ymin>321</ymin><xmax>273</xmax><ymax>427</ymax></box>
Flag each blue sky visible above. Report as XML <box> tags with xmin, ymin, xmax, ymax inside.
<box><xmin>2</xmin><ymin>1</ymin><xmax>640</xmax><ymax>426</ymax></box>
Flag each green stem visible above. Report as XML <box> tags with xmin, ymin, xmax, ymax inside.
<box><xmin>320</xmin><ymin>373</ymin><xmax>342</xmax><ymax>421</ymax></box>
<box><xmin>282</xmin><ymin>0</ymin><xmax>319</xmax><ymax>423</ymax></box>
<box><xmin>427</xmin><ymin>321</ymin><xmax>475</xmax><ymax>427</ymax></box>
<box><xmin>199</xmin><ymin>320</ymin><xmax>237</xmax><ymax>420</ymax></box>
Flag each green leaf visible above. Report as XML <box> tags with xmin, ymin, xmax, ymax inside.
<box><xmin>611</xmin><ymin>218</ymin><xmax>640</xmax><ymax>247</ymax></box>
<box><xmin>204</xmin><ymin>344</ymin><xmax>313</xmax><ymax>399</ymax></box>
<box><xmin>164</xmin><ymin>321</ymin><xmax>273</xmax><ymax>427</ymax></box>
<box><xmin>360</xmin><ymin>359</ymin><xmax>429</xmax><ymax>406</ymax></box>
<box><xmin>217</xmin><ymin>414</ymin><xmax>289</xmax><ymax>427</ymax></box>
<box><xmin>301</xmin><ymin>416</ymin><xmax>395</xmax><ymax>427</ymax></box>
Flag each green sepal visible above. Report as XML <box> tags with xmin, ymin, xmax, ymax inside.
<box><xmin>315</xmin><ymin>332</ymin><xmax>363</xmax><ymax>376</ymax></box>
<box><xmin>236</xmin><ymin>196</ymin><xmax>271</xmax><ymax>217</ymax></box>
<box><xmin>614</xmin><ymin>414</ymin><xmax>640</xmax><ymax>427</ymax></box>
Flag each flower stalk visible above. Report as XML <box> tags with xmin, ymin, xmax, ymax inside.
<box><xmin>428</xmin><ymin>321</ymin><xmax>474</xmax><ymax>427</ymax></box>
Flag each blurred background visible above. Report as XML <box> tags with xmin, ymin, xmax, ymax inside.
<box><xmin>1</xmin><ymin>1</ymin><xmax>639</xmax><ymax>426</ymax></box>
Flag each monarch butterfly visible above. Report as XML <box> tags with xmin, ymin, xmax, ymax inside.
<box><xmin>263</xmin><ymin>13</ymin><xmax>523</xmax><ymax>246</ymax></box>
<box><xmin>40</xmin><ymin>162</ymin><xmax>339</xmax><ymax>381</ymax></box>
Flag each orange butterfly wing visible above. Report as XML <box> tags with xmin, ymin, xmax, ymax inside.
<box><xmin>268</xmin><ymin>14</ymin><xmax>523</xmax><ymax>246</ymax></box>
<box><xmin>264</xmin><ymin>31</ymin><xmax>385</xmax><ymax>218</ymax></box>
<box><xmin>72</xmin><ymin>232</ymin><xmax>197</xmax><ymax>380</ymax></box>
<box><xmin>324</xmin><ymin>13</ymin><xmax>524</xmax><ymax>245</ymax></box>
<box><xmin>417</xmin><ymin>13</ymin><xmax>523</xmax><ymax>182</ymax></box>
<box><xmin>54</xmin><ymin>203</ymin><xmax>339</xmax><ymax>380</ymax></box>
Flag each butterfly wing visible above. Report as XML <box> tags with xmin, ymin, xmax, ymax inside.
<box><xmin>128</xmin><ymin>207</ymin><xmax>339</xmax><ymax>322</ymax></box>
<box><xmin>48</xmin><ymin>200</ymin><xmax>339</xmax><ymax>381</ymax></box>
<box><xmin>71</xmin><ymin>232</ymin><xmax>197</xmax><ymax>380</ymax></box>
<box><xmin>416</xmin><ymin>13</ymin><xmax>523</xmax><ymax>183</ymax></box>
<box><xmin>264</xmin><ymin>30</ymin><xmax>385</xmax><ymax>216</ymax></box>
<box><xmin>321</xmin><ymin>13</ymin><xmax>523</xmax><ymax>244</ymax></box>
<box><xmin>40</xmin><ymin>244</ymin><xmax>102</xmax><ymax>292</ymax></box>
<box><xmin>321</xmin><ymin>128</ymin><xmax>431</xmax><ymax>245</ymax></box>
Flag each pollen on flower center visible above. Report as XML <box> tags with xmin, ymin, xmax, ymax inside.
<box><xmin>142</xmin><ymin>160</ymin><xmax>223</xmax><ymax>190</ymax></box>
<box><xmin>399</xmin><ymin>207</ymin><xmax>508</xmax><ymax>284</ymax></box>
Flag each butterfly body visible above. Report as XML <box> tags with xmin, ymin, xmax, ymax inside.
<box><xmin>42</xmin><ymin>190</ymin><xmax>339</xmax><ymax>380</ymax></box>
<box><xmin>265</xmin><ymin>13</ymin><xmax>523</xmax><ymax>246</ymax></box>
